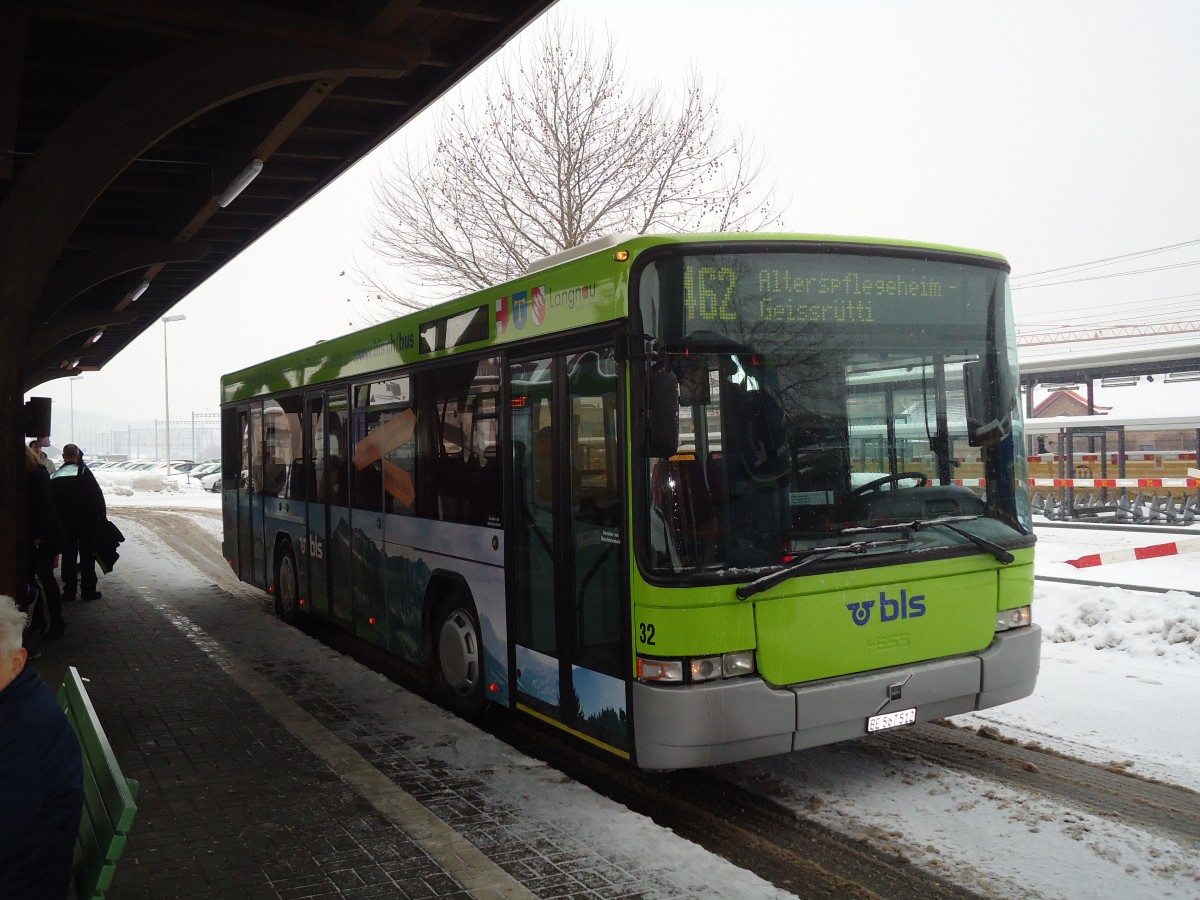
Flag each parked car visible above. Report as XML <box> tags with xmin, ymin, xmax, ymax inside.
<box><xmin>199</xmin><ymin>466</ymin><xmax>222</xmax><ymax>492</ymax></box>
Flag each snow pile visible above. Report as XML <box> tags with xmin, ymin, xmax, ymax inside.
<box><xmin>99</xmin><ymin>474</ymin><xmax>176</xmax><ymax>494</ymax></box>
<box><xmin>98</xmin><ymin>472</ymin><xmax>212</xmax><ymax>499</ymax></box>
<box><xmin>1040</xmin><ymin>585</ymin><xmax>1200</xmax><ymax>658</ymax></box>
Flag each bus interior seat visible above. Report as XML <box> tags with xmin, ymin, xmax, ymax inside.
<box><xmin>289</xmin><ymin>458</ymin><xmax>306</xmax><ymax>501</ymax></box>
<box><xmin>305</xmin><ymin>457</ymin><xmax>319</xmax><ymax>500</ymax></box>
<box><xmin>469</xmin><ymin>446</ymin><xmax>502</xmax><ymax>524</ymax></box>
<box><xmin>652</xmin><ymin>456</ymin><xmax>718</xmax><ymax>563</ymax></box>
<box><xmin>705</xmin><ymin>451</ymin><xmax>726</xmax><ymax>503</ymax></box>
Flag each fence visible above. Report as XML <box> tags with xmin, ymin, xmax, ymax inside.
<box><xmin>68</xmin><ymin>412</ymin><xmax>220</xmax><ymax>462</ymax></box>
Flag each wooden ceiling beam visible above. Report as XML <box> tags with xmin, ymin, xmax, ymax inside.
<box><xmin>42</xmin><ymin>236</ymin><xmax>212</xmax><ymax>311</ymax></box>
<box><xmin>418</xmin><ymin>0</ymin><xmax>507</xmax><ymax>24</ymax></box>
<box><xmin>43</xmin><ymin>0</ymin><xmax>436</xmax><ymax>66</ymax></box>
<box><xmin>1</xmin><ymin>32</ymin><xmax>416</xmax><ymax>331</ymax></box>
<box><xmin>0</xmin><ymin>5</ymin><xmax>29</xmax><ymax>180</ymax></box>
<box><xmin>353</xmin><ymin>0</ymin><xmax>423</xmax><ymax>37</ymax></box>
<box><xmin>21</xmin><ymin>310</ymin><xmax>139</xmax><ymax>384</ymax></box>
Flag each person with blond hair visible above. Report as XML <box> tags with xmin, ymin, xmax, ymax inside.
<box><xmin>29</xmin><ymin>439</ymin><xmax>56</xmax><ymax>473</ymax></box>
<box><xmin>0</xmin><ymin>594</ymin><xmax>83</xmax><ymax>899</ymax></box>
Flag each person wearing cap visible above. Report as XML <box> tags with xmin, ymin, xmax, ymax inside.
<box><xmin>50</xmin><ymin>443</ymin><xmax>107</xmax><ymax>603</ymax></box>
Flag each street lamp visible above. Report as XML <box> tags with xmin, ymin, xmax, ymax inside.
<box><xmin>68</xmin><ymin>375</ymin><xmax>82</xmax><ymax>445</ymax></box>
<box><xmin>162</xmin><ymin>315</ymin><xmax>186</xmax><ymax>470</ymax></box>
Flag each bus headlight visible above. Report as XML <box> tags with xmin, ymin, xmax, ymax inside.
<box><xmin>639</xmin><ymin>651</ymin><xmax>757</xmax><ymax>684</ymax></box>
<box><xmin>996</xmin><ymin>605</ymin><xmax>1032</xmax><ymax>631</ymax></box>
<box><xmin>721</xmin><ymin>650</ymin><xmax>756</xmax><ymax>677</ymax></box>
<box><xmin>690</xmin><ymin>656</ymin><xmax>722</xmax><ymax>682</ymax></box>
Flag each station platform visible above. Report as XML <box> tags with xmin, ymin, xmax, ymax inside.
<box><xmin>25</xmin><ymin>509</ymin><xmax>773</xmax><ymax>900</ymax></box>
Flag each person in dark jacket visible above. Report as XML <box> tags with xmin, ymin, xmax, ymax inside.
<box><xmin>50</xmin><ymin>443</ymin><xmax>107</xmax><ymax>602</ymax></box>
<box><xmin>25</xmin><ymin>445</ymin><xmax>67</xmax><ymax>639</ymax></box>
<box><xmin>0</xmin><ymin>594</ymin><xmax>84</xmax><ymax>900</ymax></box>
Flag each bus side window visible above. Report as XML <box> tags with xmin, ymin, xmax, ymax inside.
<box><xmin>470</xmin><ymin>444</ymin><xmax>502</xmax><ymax>525</ymax></box>
<box><xmin>289</xmin><ymin>458</ymin><xmax>306</xmax><ymax>501</ymax></box>
<box><xmin>534</xmin><ymin>426</ymin><xmax>553</xmax><ymax>505</ymax></box>
<box><xmin>329</xmin><ymin>455</ymin><xmax>347</xmax><ymax>505</ymax></box>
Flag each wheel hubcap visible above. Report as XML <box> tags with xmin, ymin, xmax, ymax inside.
<box><xmin>438</xmin><ymin>608</ymin><xmax>480</xmax><ymax>695</ymax></box>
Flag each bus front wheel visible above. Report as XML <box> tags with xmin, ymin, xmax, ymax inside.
<box><xmin>434</xmin><ymin>594</ymin><xmax>486</xmax><ymax>720</ymax></box>
<box><xmin>275</xmin><ymin>544</ymin><xmax>300</xmax><ymax>626</ymax></box>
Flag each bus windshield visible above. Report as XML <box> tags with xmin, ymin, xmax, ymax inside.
<box><xmin>636</xmin><ymin>248</ymin><xmax>1030</xmax><ymax>577</ymax></box>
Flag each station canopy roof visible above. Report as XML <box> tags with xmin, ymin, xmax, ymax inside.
<box><xmin>1019</xmin><ymin>337</ymin><xmax>1200</xmax><ymax>384</ymax></box>
<box><xmin>4</xmin><ymin>0</ymin><xmax>553</xmax><ymax>390</ymax></box>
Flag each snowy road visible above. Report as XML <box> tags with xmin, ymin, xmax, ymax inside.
<box><xmin>113</xmin><ymin>493</ymin><xmax>1199</xmax><ymax>899</ymax></box>
<box><xmin>713</xmin><ymin>523</ymin><xmax>1200</xmax><ymax>899</ymax></box>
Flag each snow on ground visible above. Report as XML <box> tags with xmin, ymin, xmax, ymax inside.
<box><xmin>103</xmin><ymin>478</ymin><xmax>1199</xmax><ymax>899</ymax></box>
<box><xmin>722</xmin><ymin>524</ymin><xmax>1200</xmax><ymax>899</ymax></box>
<box><xmin>110</xmin><ymin>491</ymin><xmax>796</xmax><ymax>900</ymax></box>
<box><xmin>966</xmin><ymin>526</ymin><xmax>1200</xmax><ymax>790</ymax></box>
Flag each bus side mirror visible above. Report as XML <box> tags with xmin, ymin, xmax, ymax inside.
<box><xmin>645</xmin><ymin>370</ymin><xmax>680</xmax><ymax>458</ymax></box>
<box><xmin>964</xmin><ymin>360</ymin><xmax>1008</xmax><ymax>447</ymax></box>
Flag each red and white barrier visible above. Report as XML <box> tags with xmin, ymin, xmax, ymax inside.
<box><xmin>1066</xmin><ymin>539</ymin><xmax>1200</xmax><ymax>569</ymax></box>
<box><xmin>913</xmin><ymin>477</ymin><xmax>1198</xmax><ymax>488</ymax></box>
<box><xmin>1030</xmin><ymin>478</ymin><xmax>1200</xmax><ymax>489</ymax></box>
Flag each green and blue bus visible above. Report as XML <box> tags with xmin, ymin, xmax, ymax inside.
<box><xmin>220</xmin><ymin>233</ymin><xmax>1039</xmax><ymax>769</ymax></box>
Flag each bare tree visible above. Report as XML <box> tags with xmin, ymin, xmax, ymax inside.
<box><xmin>360</xmin><ymin>16</ymin><xmax>784</xmax><ymax>311</ymax></box>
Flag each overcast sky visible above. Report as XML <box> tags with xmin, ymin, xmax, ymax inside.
<box><xmin>34</xmin><ymin>0</ymin><xmax>1200</xmax><ymax>444</ymax></box>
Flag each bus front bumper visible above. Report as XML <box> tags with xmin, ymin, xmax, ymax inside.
<box><xmin>631</xmin><ymin>624</ymin><xmax>1041</xmax><ymax>770</ymax></box>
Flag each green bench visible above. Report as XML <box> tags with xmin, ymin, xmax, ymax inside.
<box><xmin>58</xmin><ymin>667</ymin><xmax>140</xmax><ymax>900</ymax></box>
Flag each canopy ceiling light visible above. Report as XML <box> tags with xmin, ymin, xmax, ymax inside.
<box><xmin>216</xmin><ymin>159</ymin><xmax>264</xmax><ymax>207</ymax></box>
<box><xmin>129</xmin><ymin>280</ymin><xmax>151</xmax><ymax>302</ymax></box>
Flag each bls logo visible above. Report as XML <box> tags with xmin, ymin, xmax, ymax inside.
<box><xmin>303</xmin><ymin>533</ymin><xmax>324</xmax><ymax>561</ymax></box>
<box><xmin>846</xmin><ymin>590</ymin><xmax>926</xmax><ymax>627</ymax></box>
<box><xmin>846</xmin><ymin>600</ymin><xmax>875</xmax><ymax>626</ymax></box>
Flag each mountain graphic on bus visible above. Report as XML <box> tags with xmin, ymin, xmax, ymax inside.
<box><xmin>515</xmin><ymin>645</ymin><xmax>559</xmax><ymax>707</ymax></box>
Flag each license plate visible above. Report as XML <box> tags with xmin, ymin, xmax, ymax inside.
<box><xmin>867</xmin><ymin>707</ymin><xmax>916</xmax><ymax>733</ymax></box>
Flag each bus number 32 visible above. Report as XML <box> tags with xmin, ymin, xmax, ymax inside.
<box><xmin>639</xmin><ymin>623</ymin><xmax>656</xmax><ymax>645</ymax></box>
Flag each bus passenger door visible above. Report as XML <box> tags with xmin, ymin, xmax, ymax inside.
<box><xmin>511</xmin><ymin>355</ymin><xmax>559</xmax><ymax>716</ymax></box>
<box><xmin>510</xmin><ymin>346</ymin><xmax>628</xmax><ymax>752</ymax></box>
<box><xmin>348</xmin><ymin>388</ymin><xmax>387</xmax><ymax>644</ymax></box>
<box><xmin>325</xmin><ymin>391</ymin><xmax>352</xmax><ymax>622</ymax></box>
<box><xmin>242</xmin><ymin>403</ymin><xmax>267</xmax><ymax>587</ymax></box>
<box><xmin>220</xmin><ymin>406</ymin><xmax>241</xmax><ymax>572</ymax></box>
<box><xmin>565</xmin><ymin>348</ymin><xmax>626</xmax><ymax>751</ymax></box>
<box><xmin>304</xmin><ymin>392</ymin><xmax>330</xmax><ymax>616</ymax></box>
<box><xmin>233</xmin><ymin>406</ymin><xmax>258</xmax><ymax>584</ymax></box>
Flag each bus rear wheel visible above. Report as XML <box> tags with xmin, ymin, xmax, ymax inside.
<box><xmin>434</xmin><ymin>595</ymin><xmax>486</xmax><ymax>720</ymax></box>
<box><xmin>275</xmin><ymin>545</ymin><xmax>300</xmax><ymax>625</ymax></box>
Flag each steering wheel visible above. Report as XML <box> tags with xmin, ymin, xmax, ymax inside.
<box><xmin>849</xmin><ymin>471</ymin><xmax>929</xmax><ymax>498</ymax></box>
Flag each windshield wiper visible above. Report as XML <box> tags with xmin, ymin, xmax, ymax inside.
<box><xmin>736</xmin><ymin>538</ymin><xmax>911</xmax><ymax>601</ymax></box>
<box><xmin>840</xmin><ymin>515</ymin><xmax>1015</xmax><ymax>564</ymax></box>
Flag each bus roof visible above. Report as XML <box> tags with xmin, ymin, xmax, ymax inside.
<box><xmin>221</xmin><ymin>232</ymin><xmax>1007</xmax><ymax>404</ymax></box>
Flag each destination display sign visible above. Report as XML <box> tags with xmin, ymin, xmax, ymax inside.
<box><xmin>678</xmin><ymin>253</ymin><xmax>996</xmax><ymax>331</ymax></box>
